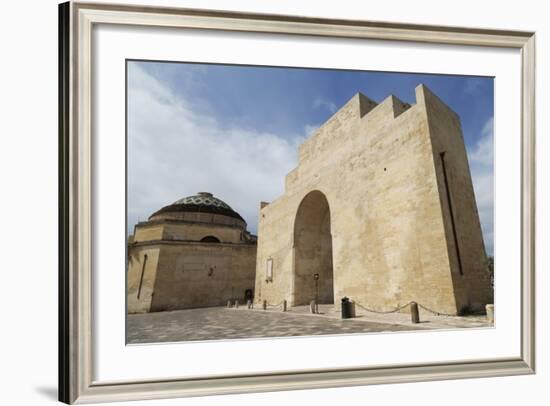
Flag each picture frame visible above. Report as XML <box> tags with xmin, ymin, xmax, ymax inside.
<box><xmin>58</xmin><ymin>1</ymin><xmax>535</xmax><ymax>404</ymax></box>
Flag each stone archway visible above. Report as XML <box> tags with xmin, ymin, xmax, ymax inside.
<box><xmin>293</xmin><ymin>191</ymin><xmax>334</xmax><ymax>306</ymax></box>
<box><xmin>200</xmin><ymin>235</ymin><xmax>221</xmax><ymax>243</ymax></box>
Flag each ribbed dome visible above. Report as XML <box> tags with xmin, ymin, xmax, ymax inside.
<box><xmin>150</xmin><ymin>192</ymin><xmax>245</xmax><ymax>222</ymax></box>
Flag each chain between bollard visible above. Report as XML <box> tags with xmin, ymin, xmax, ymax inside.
<box><xmin>243</xmin><ymin>297</ymin><xmax>456</xmax><ymax>318</ymax></box>
<box><xmin>352</xmin><ymin>300</ymin><xmax>457</xmax><ymax>317</ymax></box>
<box><xmin>258</xmin><ymin>300</ymin><xmax>288</xmax><ymax>312</ymax></box>
<box><xmin>353</xmin><ymin>300</ymin><xmax>414</xmax><ymax>314</ymax></box>
<box><xmin>416</xmin><ymin>303</ymin><xmax>457</xmax><ymax>317</ymax></box>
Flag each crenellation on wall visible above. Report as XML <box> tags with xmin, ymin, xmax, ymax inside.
<box><xmin>362</xmin><ymin>94</ymin><xmax>411</xmax><ymax>128</ymax></box>
<box><xmin>286</xmin><ymin>92</ymin><xmax>418</xmax><ymax>195</ymax></box>
<box><xmin>129</xmin><ymin>85</ymin><xmax>492</xmax><ymax>317</ymax></box>
<box><xmin>255</xmin><ymin>84</ymin><xmax>492</xmax><ymax>315</ymax></box>
<box><xmin>416</xmin><ymin>83</ymin><xmax>461</xmax><ymax>127</ymax></box>
<box><xmin>357</xmin><ymin>92</ymin><xmax>379</xmax><ymax>117</ymax></box>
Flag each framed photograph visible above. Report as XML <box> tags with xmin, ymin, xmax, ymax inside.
<box><xmin>59</xmin><ymin>1</ymin><xmax>535</xmax><ymax>403</ymax></box>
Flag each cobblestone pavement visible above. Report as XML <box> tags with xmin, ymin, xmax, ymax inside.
<box><xmin>127</xmin><ymin>306</ymin><xmax>429</xmax><ymax>344</ymax></box>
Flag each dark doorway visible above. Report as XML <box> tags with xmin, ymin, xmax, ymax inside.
<box><xmin>293</xmin><ymin>191</ymin><xmax>334</xmax><ymax>306</ymax></box>
<box><xmin>244</xmin><ymin>289</ymin><xmax>254</xmax><ymax>302</ymax></box>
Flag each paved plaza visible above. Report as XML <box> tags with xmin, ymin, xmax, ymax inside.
<box><xmin>127</xmin><ymin>305</ymin><xmax>491</xmax><ymax>344</ymax></box>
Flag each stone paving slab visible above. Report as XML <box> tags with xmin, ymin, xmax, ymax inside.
<box><xmin>127</xmin><ymin>306</ymin><xmax>431</xmax><ymax>343</ymax></box>
<box><xmin>127</xmin><ymin>304</ymin><xmax>492</xmax><ymax>344</ymax></box>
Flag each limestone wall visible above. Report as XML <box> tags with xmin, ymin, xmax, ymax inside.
<box><xmin>127</xmin><ymin>246</ymin><xmax>161</xmax><ymax>313</ymax></box>
<box><xmin>127</xmin><ymin>242</ymin><xmax>256</xmax><ymax>313</ymax></box>
<box><xmin>160</xmin><ymin>222</ymin><xmax>244</xmax><ymax>243</ymax></box>
<box><xmin>133</xmin><ymin>224</ymin><xmax>164</xmax><ymax>242</ymax></box>
<box><xmin>133</xmin><ymin>220</ymin><xmax>245</xmax><ymax>244</ymax></box>
<box><xmin>422</xmin><ymin>86</ymin><xmax>493</xmax><ymax>311</ymax></box>
<box><xmin>151</xmin><ymin>243</ymin><xmax>256</xmax><ymax>311</ymax></box>
<box><xmin>255</xmin><ymin>84</ymin><xmax>491</xmax><ymax>314</ymax></box>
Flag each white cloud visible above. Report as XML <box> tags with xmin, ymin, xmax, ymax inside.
<box><xmin>127</xmin><ymin>64</ymin><xmax>302</xmax><ymax>234</ymax></box>
<box><xmin>128</xmin><ymin>64</ymin><xmax>494</xmax><ymax>257</ymax></box>
<box><xmin>467</xmin><ymin>117</ymin><xmax>494</xmax><ymax>255</ymax></box>
<box><xmin>313</xmin><ymin>96</ymin><xmax>337</xmax><ymax>114</ymax></box>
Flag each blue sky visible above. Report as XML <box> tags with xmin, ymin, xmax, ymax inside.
<box><xmin>127</xmin><ymin>61</ymin><xmax>494</xmax><ymax>255</ymax></box>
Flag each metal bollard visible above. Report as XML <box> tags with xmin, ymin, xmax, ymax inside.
<box><xmin>410</xmin><ymin>302</ymin><xmax>420</xmax><ymax>324</ymax></box>
<box><xmin>486</xmin><ymin>304</ymin><xmax>494</xmax><ymax>324</ymax></box>
<box><xmin>227</xmin><ymin>300</ymin><xmax>232</xmax><ymax>308</ymax></box>
<box><xmin>247</xmin><ymin>299</ymin><xmax>252</xmax><ymax>309</ymax></box>
<box><xmin>263</xmin><ymin>300</ymin><xmax>267</xmax><ymax>310</ymax></box>
<box><xmin>310</xmin><ymin>300</ymin><xmax>317</xmax><ymax>314</ymax></box>
<box><xmin>282</xmin><ymin>300</ymin><xmax>287</xmax><ymax>312</ymax></box>
<box><xmin>235</xmin><ymin>300</ymin><xmax>239</xmax><ymax>309</ymax></box>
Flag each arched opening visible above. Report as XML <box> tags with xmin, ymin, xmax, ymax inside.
<box><xmin>244</xmin><ymin>288</ymin><xmax>254</xmax><ymax>302</ymax></box>
<box><xmin>200</xmin><ymin>235</ymin><xmax>220</xmax><ymax>243</ymax></box>
<box><xmin>293</xmin><ymin>191</ymin><xmax>334</xmax><ymax>306</ymax></box>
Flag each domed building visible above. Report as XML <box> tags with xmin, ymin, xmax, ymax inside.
<box><xmin>127</xmin><ymin>192</ymin><xmax>257</xmax><ymax>313</ymax></box>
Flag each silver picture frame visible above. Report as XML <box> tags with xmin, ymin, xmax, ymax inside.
<box><xmin>58</xmin><ymin>1</ymin><xmax>535</xmax><ymax>403</ymax></box>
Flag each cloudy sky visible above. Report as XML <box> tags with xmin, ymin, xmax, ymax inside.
<box><xmin>127</xmin><ymin>61</ymin><xmax>494</xmax><ymax>255</ymax></box>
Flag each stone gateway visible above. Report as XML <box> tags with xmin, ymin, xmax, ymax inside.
<box><xmin>254</xmin><ymin>84</ymin><xmax>493</xmax><ymax>315</ymax></box>
<box><xmin>127</xmin><ymin>84</ymin><xmax>493</xmax><ymax>317</ymax></box>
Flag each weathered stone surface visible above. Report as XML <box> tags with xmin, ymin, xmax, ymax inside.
<box><xmin>126</xmin><ymin>306</ymin><xmax>425</xmax><ymax>343</ymax></box>
<box><xmin>126</xmin><ymin>305</ymin><xmax>491</xmax><ymax>343</ymax></box>
<box><xmin>127</xmin><ymin>193</ymin><xmax>257</xmax><ymax>313</ymax></box>
<box><xmin>255</xmin><ymin>84</ymin><xmax>493</xmax><ymax>315</ymax></box>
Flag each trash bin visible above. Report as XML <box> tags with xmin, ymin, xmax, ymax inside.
<box><xmin>341</xmin><ymin>297</ymin><xmax>353</xmax><ymax>319</ymax></box>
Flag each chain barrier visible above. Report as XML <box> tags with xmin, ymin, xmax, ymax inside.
<box><xmin>352</xmin><ymin>299</ymin><xmax>456</xmax><ymax>317</ymax></box>
<box><xmin>353</xmin><ymin>300</ymin><xmax>414</xmax><ymax>314</ymax></box>
<box><xmin>265</xmin><ymin>301</ymin><xmax>284</xmax><ymax>309</ymax></box>
<box><xmin>416</xmin><ymin>303</ymin><xmax>457</xmax><ymax>317</ymax></box>
<box><xmin>234</xmin><ymin>298</ymin><xmax>457</xmax><ymax>317</ymax></box>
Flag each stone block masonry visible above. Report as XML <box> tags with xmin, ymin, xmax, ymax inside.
<box><xmin>255</xmin><ymin>84</ymin><xmax>493</xmax><ymax>315</ymax></box>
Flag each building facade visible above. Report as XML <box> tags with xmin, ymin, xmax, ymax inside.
<box><xmin>254</xmin><ymin>84</ymin><xmax>493</xmax><ymax>315</ymax></box>
<box><xmin>127</xmin><ymin>192</ymin><xmax>257</xmax><ymax>313</ymax></box>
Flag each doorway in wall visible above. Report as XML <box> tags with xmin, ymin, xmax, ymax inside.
<box><xmin>293</xmin><ymin>191</ymin><xmax>334</xmax><ymax>306</ymax></box>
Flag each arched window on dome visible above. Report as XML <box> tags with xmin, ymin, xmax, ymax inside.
<box><xmin>200</xmin><ymin>235</ymin><xmax>221</xmax><ymax>243</ymax></box>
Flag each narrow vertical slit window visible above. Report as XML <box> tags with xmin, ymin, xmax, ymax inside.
<box><xmin>137</xmin><ymin>253</ymin><xmax>148</xmax><ymax>299</ymax></box>
<box><xmin>266</xmin><ymin>258</ymin><xmax>273</xmax><ymax>282</ymax></box>
<box><xmin>440</xmin><ymin>152</ymin><xmax>463</xmax><ymax>275</ymax></box>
